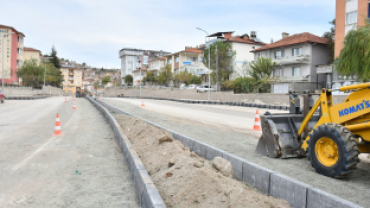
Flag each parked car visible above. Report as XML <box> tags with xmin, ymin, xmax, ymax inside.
<box><xmin>197</xmin><ymin>86</ymin><xmax>216</xmax><ymax>93</ymax></box>
<box><xmin>0</xmin><ymin>90</ymin><xmax>4</xmax><ymax>104</ymax></box>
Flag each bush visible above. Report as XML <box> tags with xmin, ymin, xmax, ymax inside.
<box><xmin>189</xmin><ymin>75</ymin><xmax>202</xmax><ymax>85</ymax></box>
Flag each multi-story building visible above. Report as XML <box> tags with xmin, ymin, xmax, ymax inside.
<box><xmin>335</xmin><ymin>0</ymin><xmax>369</xmax><ymax>58</ymax></box>
<box><xmin>0</xmin><ymin>24</ymin><xmax>25</xmax><ymax>85</ymax></box>
<box><xmin>205</xmin><ymin>31</ymin><xmax>266</xmax><ymax>79</ymax></box>
<box><xmin>119</xmin><ymin>48</ymin><xmax>170</xmax><ymax>86</ymax></box>
<box><xmin>60</xmin><ymin>64</ymin><xmax>83</xmax><ymax>94</ymax></box>
<box><xmin>164</xmin><ymin>47</ymin><xmax>205</xmax><ymax>76</ymax></box>
<box><xmin>251</xmin><ymin>32</ymin><xmax>329</xmax><ymax>93</ymax></box>
<box><xmin>148</xmin><ymin>57</ymin><xmax>166</xmax><ymax>76</ymax></box>
<box><xmin>23</xmin><ymin>47</ymin><xmax>42</xmax><ymax>64</ymax></box>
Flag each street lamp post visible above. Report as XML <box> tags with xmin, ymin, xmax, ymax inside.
<box><xmin>137</xmin><ymin>58</ymin><xmax>141</xmax><ymax>97</ymax></box>
<box><xmin>196</xmin><ymin>27</ymin><xmax>211</xmax><ymax>101</ymax></box>
<box><xmin>43</xmin><ymin>58</ymin><xmax>47</xmax><ymax>95</ymax></box>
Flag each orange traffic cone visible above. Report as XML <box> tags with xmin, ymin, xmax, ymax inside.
<box><xmin>73</xmin><ymin>100</ymin><xmax>77</xmax><ymax>110</ymax></box>
<box><xmin>141</xmin><ymin>98</ymin><xmax>145</xmax><ymax>107</ymax></box>
<box><xmin>64</xmin><ymin>96</ymin><xmax>67</xmax><ymax>103</ymax></box>
<box><xmin>253</xmin><ymin>109</ymin><xmax>261</xmax><ymax>131</ymax></box>
<box><xmin>53</xmin><ymin>113</ymin><xmax>62</xmax><ymax>136</ymax></box>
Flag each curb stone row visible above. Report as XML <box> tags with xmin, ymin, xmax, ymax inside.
<box><xmin>96</xmin><ymin>98</ymin><xmax>362</xmax><ymax>208</ymax></box>
<box><xmin>110</xmin><ymin>96</ymin><xmax>288</xmax><ymax>111</ymax></box>
<box><xmin>5</xmin><ymin>96</ymin><xmax>50</xmax><ymax>100</ymax></box>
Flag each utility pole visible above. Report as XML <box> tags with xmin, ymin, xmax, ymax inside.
<box><xmin>43</xmin><ymin>58</ymin><xmax>46</xmax><ymax>95</ymax></box>
<box><xmin>216</xmin><ymin>44</ymin><xmax>218</xmax><ymax>92</ymax></box>
<box><xmin>196</xmin><ymin>27</ymin><xmax>211</xmax><ymax>101</ymax></box>
<box><xmin>138</xmin><ymin>57</ymin><xmax>142</xmax><ymax>97</ymax></box>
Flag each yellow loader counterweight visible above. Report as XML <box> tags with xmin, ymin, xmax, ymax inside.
<box><xmin>256</xmin><ymin>83</ymin><xmax>370</xmax><ymax>178</ymax></box>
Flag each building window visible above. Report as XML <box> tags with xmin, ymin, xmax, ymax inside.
<box><xmin>274</xmin><ymin>69</ymin><xmax>283</xmax><ymax>77</ymax></box>
<box><xmin>175</xmin><ymin>57</ymin><xmax>179</xmax><ymax>63</ymax></box>
<box><xmin>292</xmin><ymin>48</ymin><xmax>302</xmax><ymax>56</ymax></box>
<box><xmin>187</xmin><ymin>57</ymin><xmax>197</xmax><ymax>62</ymax></box>
<box><xmin>274</xmin><ymin>50</ymin><xmax>282</xmax><ymax>59</ymax></box>
<box><xmin>17</xmin><ymin>48</ymin><xmax>22</xmax><ymax>54</ymax></box>
<box><xmin>143</xmin><ymin>56</ymin><xmax>149</xmax><ymax>64</ymax></box>
<box><xmin>293</xmin><ymin>67</ymin><xmax>301</xmax><ymax>76</ymax></box>
<box><xmin>198</xmin><ymin>57</ymin><xmax>203</xmax><ymax>62</ymax></box>
<box><xmin>346</xmin><ymin>11</ymin><xmax>358</xmax><ymax>25</ymax></box>
<box><xmin>17</xmin><ymin>60</ymin><xmax>22</xmax><ymax>66</ymax></box>
<box><xmin>18</xmin><ymin>36</ymin><xmax>22</xmax><ymax>43</ymax></box>
<box><xmin>168</xmin><ymin>59</ymin><xmax>172</xmax><ymax>64</ymax></box>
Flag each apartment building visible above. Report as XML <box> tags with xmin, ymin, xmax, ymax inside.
<box><xmin>251</xmin><ymin>32</ymin><xmax>329</xmax><ymax>93</ymax></box>
<box><xmin>23</xmin><ymin>47</ymin><xmax>42</xmax><ymax>64</ymax></box>
<box><xmin>119</xmin><ymin>48</ymin><xmax>170</xmax><ymax>85</ymax></box>
<box><xmin>205</xmin><ymin>31</ymin><xmax>266</xmax><ymax>79</ymax></box>
<box><xmin>164</xmin><ymin>47</ymin><xmax>205</xmax><ymax>76</ymax></box>
<box><xmin>148</xmin><ymin>57</ymin><xmax>166</xmax><ymax>76</ymax></box>
<box><xmin>0</xmin><ymin>24</ymin><xmax>25</xmax><ymax>85</ymax></box>
<box><xmin>60</xmin><ymin>64</ymin><xmax>83</xmax><ymax>93</ymax></box>
<box><xmin>335</xmin><ymin>0</ymin><xmax>369</xmax><ymax>57</ymax></box>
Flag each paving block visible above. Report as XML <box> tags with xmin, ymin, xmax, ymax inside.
<box><xmin>270</xmin><ymin>172</ymin><xmax>312</xmax><ymax>208</ymax></box>
<box><xmin>142</xmin><ymin>184</ymin><xmax>166</xmax><ymax>208</ymax></box>
<box><xmin>242</xmin><ymin>160</ymin><xmax>273</xmax><ymax>194</ymax></box>
<box><xmin>192</xmin><ymin>141</ymin><xmax>207</xmax><ymax>158</ymax></box>
<box><xmin>307</xmin><ymin>187</ymin><xmax>361</xmax><ymax>208</ymax></box>
<box><xmin>222</xmin><ymin>152</ymin><xmax>244</xmax><ymax>180</ymax></box>
<box><xmin>172</xmin><ymin>132</ymin><xmax>193</xmax><ymax>150</ymax></box>
<box><xmin>205</xmin><ymin>145</ymin><xmax>225</xmax><ymax>160</ymax></box>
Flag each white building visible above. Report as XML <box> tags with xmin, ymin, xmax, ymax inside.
<box><xmin>251</xmin><ymin>32</ymin><xmax>329</xmax><ymax>93</ymax></box>
<box><xmin>119</xmin><ymin>48</ymin><xmax>170</xmax><ymax>86</ymax></box>
<box><xmin>164</xmin><ymin>47</ymin><xmax>206</xmax><ymax>76</ymax></box>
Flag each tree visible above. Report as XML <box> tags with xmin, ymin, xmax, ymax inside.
<box><xmin>17</xmin><ymin>59</ymin><xmax>43</xmax><ymax>88</ymax></box>
<box><xmin>124</xmin><ymin>75</ymin><xmax>133</xmax><ymax>86</ymax></box>
<box><xmin>102</xmin><ymin>76</ymin><xmax>111</xmax><ymax>85</ymax></box>
<box><xmin>154</xmin><ymin>65</ymin><xmax>173</xmax><ymax>86</ymax></box>
<box><xmin>93</xmin><ymin>81</ymin><xmax>100</xmax><ymax>94</ymax></box>
<box><xmin>335</xmin><ymin>20</ymin><xmax>370</xmax><ymax>80</ymax></box>
<box><xmin>176</xmin><ymin>71</ymin><xmax>192</xmax><ymax>85</ymax></box>
<box><xmin>189</xmin><ymin>75</ymin><xmax>202</xmax><ymax>85</ymax></box>
<box><xmin>323</xmin><ymin>19</ymin><xmax>335</xmax><ymax>64</ymax></box>
<box><xmin>248</xmin><ymin>57</ymin><xmax>276</xmax><ymax>93</ymax></box>
<box><xmin>203</xmin><ymin>41</ymin><xmax>236</xmax><ymax>84</ymax></box>
<box><xmin>49</xmin><ymin>46</ymin><xmax>61</xmax><ymax>69</ymax></box>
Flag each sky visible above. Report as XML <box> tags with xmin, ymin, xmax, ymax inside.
<box><xmin>3</xmin><ymin>0</ymin><xmax>335</xmax><ymax>69</ymax></box>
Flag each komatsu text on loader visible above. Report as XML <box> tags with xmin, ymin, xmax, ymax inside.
<box><xmin>256</xmin><ymin>83</ymin><xmax>370</xmax><ymax>178</ymax></box>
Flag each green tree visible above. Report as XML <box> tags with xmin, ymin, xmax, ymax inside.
<box><xmin>176</xmin><ymin>71</ymin><xmax>192</xmax><ymax>85</ymax></box>
<box><xmin>49</xmin><ymin>46</ymin><xmax>61</xmax><ymax>69</ymax></box>
<box><xmin>189</xmin><ymin>75</ymin><xmax>202</xmax><ymax>85</ymax></box>
<box><xmin>93</xmin><ymin>81</ymin><xmax>100</xmax><ymax>94</ymax></box>
<box><xmin>124</xmin><ymin>75</ymin><xmax>133</xmax><ymax>86</ymax></box>
<box><xmin>203</xmin><ymin>41</ymin><xmax>236</xmax><ymax>83</ymax></box>
<box><xmin>335</xmin><ymin>20</ymin><xmax>370</xmax><ymax>80</ymax></box>
<box><xmin>102</xmin><ymin>76</ymin><xmax>111</xmax><ymax>85</ymax></box>
<box><xmin>42</xmin><ymin>61</ymin><xmax>63</xmax><ymax>87</ymax></box>
<box><xmin>17</xmin><ymin>59</ymin><xmax>43</xmax><ymax>88</ymax></box>
<box><xmin>155</xmin><ymin>65</ymin><xmax>173</xmax><ymax>86</ymax></box>
<box><xmin>248</xmin><ymin>57</ymin><xmax>276</xmax><ymax>93</ymax></box>
<box><xmin>323</xmin><ymin>19</ymin><xmax>335</xmax><ymax>64</ymax></box>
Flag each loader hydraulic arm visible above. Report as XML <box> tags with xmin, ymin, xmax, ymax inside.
<box><xmin>297</xmin><ymin>95</ymin><xmax>321</xmax><ymax>137</ymax></box>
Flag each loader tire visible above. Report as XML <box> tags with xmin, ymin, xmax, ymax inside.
<box><xmin>307</xmin><ymin>123</ymin><xmax>359</xmax><ymax>178</ymax></box>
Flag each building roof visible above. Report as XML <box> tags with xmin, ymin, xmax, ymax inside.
<box><xmin>225</xmin><ymin>36</ymin><xmax>266</xmax><ymax>45</ymax></box>
<box><xmin>0</xmin><ymin>24</ymin><xmax>25</xmax><ymax>37</ymax></box>
<box><xmin>24</xmin><ymin>47</ymin><xmax>42</xmax><ymax>55</ymax></box>
<box><xmin>165</xmin><ymin>47</ymin><xmax>202</xmax><ymax>57</ymax></box>
<box><xmin>251</xmin><ymin>32</ymin><xmax>328</xmax><ymax>52</ymax></box>
<box><xmin>207</xmin><ymin>31</ymin><xmax>235</xmax><ymax>37</ymax></box>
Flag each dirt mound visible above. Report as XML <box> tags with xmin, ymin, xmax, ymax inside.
<box><xmin>115</xmin><ymin>114</ymin><xmax>290</xmax><ymax>208</ymax></box>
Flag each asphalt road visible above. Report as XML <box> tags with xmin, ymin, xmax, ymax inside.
<box><xmin>104</xmin><ymin>97</ymin><xmax>370</xmax><ymax>207</ymax></box>
<box><xmin>0</xmin><ymin>97</ymin><xmax>139</xmax><ymax>207</ymax></box>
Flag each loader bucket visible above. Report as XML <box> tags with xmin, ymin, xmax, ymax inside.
<box><xmin>256</xmin><ymin>113</ymin><xmax>320</xmax><ymax>158</ymax></box>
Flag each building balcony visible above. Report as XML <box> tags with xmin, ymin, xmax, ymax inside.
<box><xmin>69</xmin><ymin>73</ymin><xmax>74</xmax><ymax>75</ymax></box>
<box><xmin>68</xmin><ymin>77</ymin><xmax>74</xmax><ymax>81</ymax></box>
<box><xmin>273</xmin><ymin>55</ymin><xmax>310</xmax><ymax>65</ymax></box>
<box><xmin>119</xmin><ymin>49</ymin><xmax>144</xmax><ymax>57</ymax></box>
<box><xmin>275</xmin><ymin>76</ymin><xmax>309</xmax><ymax>82</ymax></box>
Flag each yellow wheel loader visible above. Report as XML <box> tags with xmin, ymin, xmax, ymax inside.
<box><xmin>256</xmin><ymin>83</ymin><xmax>370</xmax><ymax>178</ymax></box>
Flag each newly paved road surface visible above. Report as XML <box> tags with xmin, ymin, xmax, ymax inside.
<box><xmin>104</xmin><ymin>97</ymin><xmax>370</xmax><ymax>207</ymax></box>
<box><xmin>0</xmin><ymin>97</ymin><xmax>139</xmax><ymax>207</ymax></box>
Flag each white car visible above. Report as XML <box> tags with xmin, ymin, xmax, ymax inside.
<box><xmin>187</xmin><ymin>84</ymin><xmax>199</xmax><ymax>89</ymax></box>
<box><xmin>197</xmin><ymin>86</ymin><xmax>216</xmax><ymax>93</ymax></box>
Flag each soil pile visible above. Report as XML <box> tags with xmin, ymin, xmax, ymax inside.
<box><xmin>115</xmin><ymin>114</ymin><xmax>290</xmax><ymax>208</ymax></box>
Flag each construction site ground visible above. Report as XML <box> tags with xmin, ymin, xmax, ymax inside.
<box><xmin>0</xmin><ymin>98</ymin><xmax>140</xmax><ymax>207</ymax></box>
<box><xmin>104</xmin><ymin>97</ymin><xmax>370</xmax><ymax>207</ymax></box>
